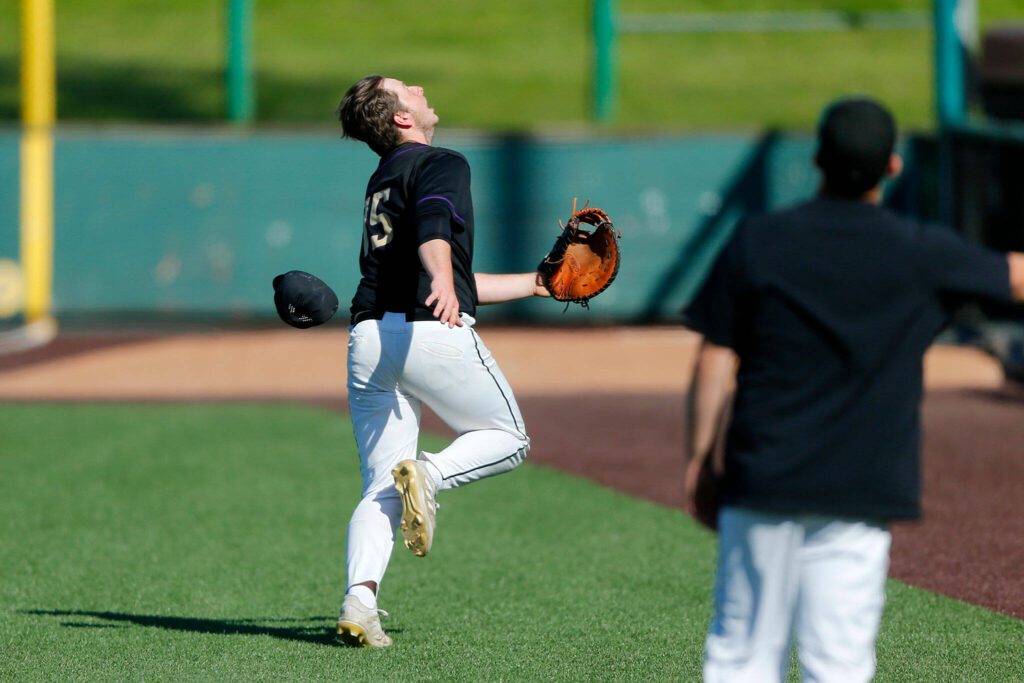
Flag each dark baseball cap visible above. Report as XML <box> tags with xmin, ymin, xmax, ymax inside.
<box><xmin>816</xmin><ymin>97</ymin><xmax>897</xmax><ymax>197</ymax></box>
<box><xmin>272</xmin><ymin>270</ymin><xmax>339</xmax><ymax>329</ymax></box>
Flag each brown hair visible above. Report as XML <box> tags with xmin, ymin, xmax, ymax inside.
<box><xmin>336</xmin><ymin>75</ymin><xmax>402</xmax><ymax>156</ymax></box>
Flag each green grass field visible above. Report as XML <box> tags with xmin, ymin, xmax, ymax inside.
<box><xmin>1</xmin><ymin>402</ymin><xmax>1022</xmax><ymax>681</ymax></box>
<box><xmin>0</xmin><ymin>1</ymin><xmax>1021</xmax><ymax>130</ymax></box>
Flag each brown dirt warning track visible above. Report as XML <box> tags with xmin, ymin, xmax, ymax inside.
<box><xmin>1</xmin><ymin>326</ymin><xmax>1022</xmax><ymax>618</ymax></box>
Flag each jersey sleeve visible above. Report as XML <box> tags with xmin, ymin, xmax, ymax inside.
<box><xmin>915</xmin><ymin>222</ymin><xmax>1011</xmax><ymax>302</ymax></box>
<box><xmin>681</xmin><ymin>222</ymin><xmax>750</xmax><ymax>349</ymax></box>
<box><xmin>413</xmin><ymin>152</ymin><xmax>471</xmax><ymax>246</ymax></box>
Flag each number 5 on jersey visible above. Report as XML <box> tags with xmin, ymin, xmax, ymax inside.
<box><xmin>363</xmin><ymin>189</ymin><xmax>394</xmax><ymax>255</ymax></box>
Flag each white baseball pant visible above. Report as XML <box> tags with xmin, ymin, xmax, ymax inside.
<box><xmin>704</xmin><ymin>506</ymin><xmax>891</xmax><ymax>683</ymax></box>
<box><xmin>344</xmin><ymin>312</ymin><xmax>529</xmax><ymax>589</ymax></box>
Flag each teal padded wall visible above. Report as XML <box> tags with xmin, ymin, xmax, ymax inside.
<box><xmin>0</xmin><ymin>129</ymin><xmax>823</xmax><ymax>323</ymax></box>
<box><xmin>0</xmin><ymin>133</ymin><xmax>19</xmax><ymax>265</ymax></box>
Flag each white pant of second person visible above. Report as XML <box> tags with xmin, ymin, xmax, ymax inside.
<box><xmin>344</xmin><ymin>312</ymin><xmax>529</xmax><ymax>590</ymax></box>
<box><xmin>704</xmin><ymin>506</ymin><xmax>891</xmax><ymax>683</ymax></box>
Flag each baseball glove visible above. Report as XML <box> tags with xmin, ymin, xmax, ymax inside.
<box><xmin>538</xmin><ymin>200</ymin><xmax>621</xmax><ymax>308</ymax></box>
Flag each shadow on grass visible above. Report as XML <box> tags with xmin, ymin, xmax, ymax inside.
<box><xmin>21</xmin><ymin>609</ymin><xmax>383</xmax><ymax>647</ymax></box>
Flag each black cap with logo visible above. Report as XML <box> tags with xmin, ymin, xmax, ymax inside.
<box><xmin>272</xmin><ymin>270</ymin><xmax>339</xmax><ymax>328</ymax></box>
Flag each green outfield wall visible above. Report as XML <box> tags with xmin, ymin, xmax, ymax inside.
<box><xmin>0</xmin><ymin>129</ymin><xmax>914</xmax><ymax>324</ymax></box>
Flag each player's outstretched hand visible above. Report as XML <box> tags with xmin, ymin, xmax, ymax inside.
<box><xmin>426</xmin><ymin>281</ymin><xmax>463</xmax><ymax>327</ymax></box>
<box><xmin>533</xmin><ymin>272</ymin><xmax>551</xmax><ymax>297</ymax></box>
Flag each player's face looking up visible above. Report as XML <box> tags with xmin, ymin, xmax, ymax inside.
<box><xmin>381</xmin><ymin>78</ymin><xmax>439</xmax><ymax>138</ymax></box>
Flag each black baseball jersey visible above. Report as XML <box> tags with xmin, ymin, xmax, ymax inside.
<box><xmin>683</xmin><ymin>196</ymin><xmax>1011</xmax><ymax>520</ymax></box>
<box><xmin>349</xmin><ymin>142</ymin><xmax>478</xmax><ymax>324</ymax></box>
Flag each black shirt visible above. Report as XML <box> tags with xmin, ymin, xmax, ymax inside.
<box><xmin>350</xmin><ymin>142</ymin><xmax>478</xmax><ymax>323</ymax></box>
<box><xmin>683</xmin><ymin>196</ymin><xmax>1011</xmax><ymax>520</ymax></box>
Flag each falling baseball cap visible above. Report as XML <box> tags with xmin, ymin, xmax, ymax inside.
<box><xmin>272</xmin><ymin>270</ymin><xmax>339</xmax><ymax>329</ymax></box>
<box><xmin>815</xmin><ymin>97</ymin><xmax>897</xmax><ymax>198</ymax></box>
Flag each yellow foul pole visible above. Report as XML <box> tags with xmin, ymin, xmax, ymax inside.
<box><xmin>20</xmin><ymin>0</ymin><xmax>55</xmax><ymax>323</ymax></box>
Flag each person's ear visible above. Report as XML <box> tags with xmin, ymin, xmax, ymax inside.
<box><xmin>393</xmin><ymin>110</ymin><xmax>413</xmax><ymax>129</ymax></box>
<box><xmin>886</xmin><ymin>153</ymin><xmax>903</xmax><ymax>179</ymax></box>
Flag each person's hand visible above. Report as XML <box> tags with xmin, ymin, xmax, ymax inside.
<box><xmin>683</xmin><ymin>458</ymin><xmax>701</xmax><ymax>518</ymax></box>
<box><xmin>683</xmin><ymin>453</ymin><xmax>721</xmax><ymax>532</ymax></box>
<box><xmin>425</xmin><ymin>279</ymin><xmax>462</xmax><ymax>327</ymax></box>
<box><xmin>533</xmin><ymin>272</ymin><xmax>551</xmax><ymax>298</ymax></box>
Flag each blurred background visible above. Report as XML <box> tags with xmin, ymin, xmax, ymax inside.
<box><xmin>2</xmin><ymin>0</ymin><xmax>1023</xmax><ymax>333</ymax></box>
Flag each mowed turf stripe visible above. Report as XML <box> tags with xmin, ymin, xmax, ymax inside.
<box><xmin>0</xmin><ymin>403</ymin><xmax>1020</xmax><ymax>682</ymax></box>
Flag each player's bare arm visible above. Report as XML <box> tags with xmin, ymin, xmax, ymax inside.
<box><xmin>684</xmin><ymin>339</ymin><xmax>738</xmax><ymax>527</ymax></box>
<box><xmin>474</xmin><ymin>272</ymin><xmax>551</xmax><ymax>305</ymax></box>
<box><xmin>1009</xmin><ymin>252</ymin><xmax>1024</xmax><ymax>301</ymax></box>
<box><xmin>419</xmin><ymin>238</ymin><xmax>462</xmax><ymax>327</ymax></box>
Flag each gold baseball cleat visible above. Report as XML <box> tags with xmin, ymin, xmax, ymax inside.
<box><xmin>392</xmin><ymin>459</ymin><xmax>438</xmax><ymax>557</ymax></box>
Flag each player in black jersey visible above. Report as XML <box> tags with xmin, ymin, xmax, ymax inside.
<box><xmin>333</xmin><ymin>75</ymin><xmax>551</xmax><ymax>648</ymax></box>
<box><xmin>683</xmin><ymin>97</ymin><xmax>1024</xmax><ymax>681</ymax></box>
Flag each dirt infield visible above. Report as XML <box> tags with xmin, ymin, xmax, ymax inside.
<box><xmin>1</xmin><ymin>326</ymin><xmax>1021</xmax><ymax>618</ymax></box>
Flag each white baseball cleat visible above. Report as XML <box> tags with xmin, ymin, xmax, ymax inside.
<box><xmin>392</xmin><ymin>459</ymin><xmax>438</xmax><ymax>557</ymax></box>
<box><xmin>336</xmin><ymin>594</ymin><xmax>392</xmax><ymax>648</ymax></box>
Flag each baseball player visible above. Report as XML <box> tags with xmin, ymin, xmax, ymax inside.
<box><xmin>682</xmin><ymin>97</ymin><xmax>1024</xmax><ymax>682</ymax></box>
<box><xmin>333</xmin><ymin>75</ymin><xmax>550</xmax><ymax>648</ymax></box>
